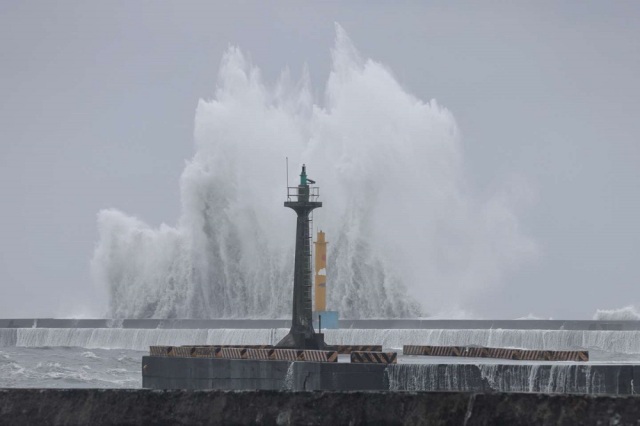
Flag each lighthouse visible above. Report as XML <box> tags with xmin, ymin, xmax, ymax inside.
<box><xmin>276</xmin><ymin>164</ymin><xmax>328</xmax><ymax>349</ymax></box>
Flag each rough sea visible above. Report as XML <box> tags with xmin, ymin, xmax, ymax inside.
<box><xmin>0</xmin><ymin>347</ymin><xmax>143</xmax><ymax>388</ymax></box>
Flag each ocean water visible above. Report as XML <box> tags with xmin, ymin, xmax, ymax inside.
<box><xmin>0</xmin><ymin>347</ymin><xmax>143</xmax><ymax>388</ymax></box>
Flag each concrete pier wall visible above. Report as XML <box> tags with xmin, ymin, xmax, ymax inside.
<box><xmin>143</xmin><ymin>357</ymin><xmax>640</xmax><ymax>395</ymax></box>
<box><xmin>142</xmin><ymin>356</ymin><xmax>388</xmax><ymax>391</ymax></box>
<box><xmin>388</xmin><ymin>363</ymin><xmax>639</xmax><ymax>395</ymax></box>
<box><xmin>2</xmin><ymin>389</ymin><xmax>640</xmax><ymax>425</ymax></box>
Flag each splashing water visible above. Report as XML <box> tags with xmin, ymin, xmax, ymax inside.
<box><xmin>387</xmin><ymin>363</ymin><xmax>606</xmax><ymax>394</ymax></box>
<box><xmin>593</xmin><ymin>306</ymin><xmax>640</xmax><ymax>321</ymax></box>
<box><xmin>282</xmin><ymin>362</ymin><xmax>295</xmax><ymax>391</ymax></box>
<box><xmin>92</xmin><ymin>25</ymin><xmax>535</xmax><ymax>319</ymax></box>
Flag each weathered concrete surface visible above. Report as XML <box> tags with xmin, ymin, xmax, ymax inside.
<box><xmin>388</xmin><ymin>363</ymin><xmax>640</xmax><ymax>395</ymax></box>
<box><xmin>2</xmin><ymin>389</ymin><xmax>640</xmax><ymax>425</ymax></box>
<box><xmin>143</xmin><ymin>356</ymin><xmax>640</xmax><ymax>395</ymax></box>
<box><xmin>142</xmin><ymin>357</ymin><xmax>388</xmax><ymax>391</ymax></box>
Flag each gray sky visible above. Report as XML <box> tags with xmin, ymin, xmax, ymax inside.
<box><xmin>0</xmin><ymin>1</ymin><xmax>638</xmax><ymax>319</ymax></box>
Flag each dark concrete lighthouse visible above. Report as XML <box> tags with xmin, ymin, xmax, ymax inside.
<box><xmin>276</xmin><ymin>164</ymin><xmax>328</xmax><ymax>349</ymax></box>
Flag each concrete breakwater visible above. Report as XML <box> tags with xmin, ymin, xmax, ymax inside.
<box><xmin>388</xmin><ymin>363</ymin><xmax>639</xmax><ymax>394</ymax></box>
<box><xmin>6</xmin><ymin>327</ymin><xmax>640</xmax><ymax>356</ymax></box>
<box><xmin>143</xmin><ymin>356</ymin><xmax>640</xmax><ymax>395</ymax></box>
<box><xmin>2</xmin><ymin>389</ymin><xmax>640</xmax><ymax>425</ymax></box>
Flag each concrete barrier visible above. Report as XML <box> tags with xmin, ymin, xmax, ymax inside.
<box><xmin>2</xmin><ymin>389</ymin><xmax>640</xmax><ymax>425</ymax></box>
<box><xmin>143</xmin><ymin>357</ymin><xmax>387</xmax><ymax>390</ymax></box>
<box><xmin>143</xmin><ymin>356</ymin><xmax>640</xmax><ymax>394</ymax></box>
<box><xmin>350</xmin><ymin>351</ymin><xmax>398</xmax><ymax>364</ymax></box>
<box><xmin>403</xmin><ymin>345</ymin><xmax>589</xmax><ymax>361</ymax></box>
<box><xmin>0</xmin><ymin>319</ymin><xmax>35</xmax><ymax>328</ymax></box>
<box><xmin>336</xmin><ymin>345</ymin><xmax>382</xmax><ymax>353</ymax></box>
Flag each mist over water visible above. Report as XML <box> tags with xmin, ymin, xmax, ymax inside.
<box><xmin>93</xmin><ymin>25</ymin><xmax>535</xmax><ymax>319</ymax></box>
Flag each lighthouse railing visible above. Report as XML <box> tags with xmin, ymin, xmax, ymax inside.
<box><xmin>286</xmin><ymin>186</ymin><xmax>320</xmax><ymax>202</ymax></box>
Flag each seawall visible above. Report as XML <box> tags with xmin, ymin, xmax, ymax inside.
<box><xmin>7</xmin><ymin>327</ymin><xmax>640</xmax><ymax>356</ymax></box>
<box><xmin>2</xmin><ymin>389</ymin><xmax>640</xmax><ymax>425</ymax></box>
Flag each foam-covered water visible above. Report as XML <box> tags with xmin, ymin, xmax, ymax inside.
<box><xmin>0</xmin><ymin>347</ymin><xmax>142</xmax><ymax>388</ymax></box>
<box><xmin>92</xmin><ymin>24</ymin><xmax>535</xmax><ymax>319</ymax></box>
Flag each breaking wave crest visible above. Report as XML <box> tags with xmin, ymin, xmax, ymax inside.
<box><xmin>92</xmin><ymin>25</ymin><xmax>535</xmax><ymax>319</ymax></box>
<box><xmin>593</xmin><ymin>306</ymin><xmax>640</xmax><ymax>321</ymax></box>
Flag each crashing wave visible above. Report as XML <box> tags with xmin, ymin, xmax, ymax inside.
<box><xmin>92</xmin><ymin>25</ymin><xmax>534</xmax><ymax>319</ymax></box>
<box><xmin>593</xmin><ymin>306</ymin><xmax>640</xmax><ymax>321</ymax></box>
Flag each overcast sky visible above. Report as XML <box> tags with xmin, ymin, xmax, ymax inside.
<box><xmin>0</xmin><ymin>1</ymin><xmax>638</xmax><ymax>319</ymax></box>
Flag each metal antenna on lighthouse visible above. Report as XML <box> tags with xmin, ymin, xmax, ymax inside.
<box><xmin>286</xmin><ymin>157</ymin><xmax>290</xmax><ymax>201</ymax></box>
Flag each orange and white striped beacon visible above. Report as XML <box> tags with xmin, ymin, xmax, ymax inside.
<box><xmin>314</xmin><ymin>230</ymin><xmax>339</xmax><ymax>329</ymax></box>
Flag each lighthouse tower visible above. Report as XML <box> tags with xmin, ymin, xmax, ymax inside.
<box><xmin>276</xmin><ymin>165</ymin><xmax>328</xmax><ymax>349</ymax></box>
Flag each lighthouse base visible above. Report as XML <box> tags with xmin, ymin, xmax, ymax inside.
<box><xmin>275</xmin><ymin>330</ymin><xmax>330</xmax><ymax>350</ymax></box>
